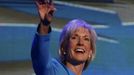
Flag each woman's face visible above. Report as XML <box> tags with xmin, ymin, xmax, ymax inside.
<box><xmin>66</xmin><ymin>27</ymin><xmax>92</xmax><ymax>64</ymax></box>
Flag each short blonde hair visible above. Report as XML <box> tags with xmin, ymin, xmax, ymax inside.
<box><xmin>59</xmin><ymin>19</ymin><xmax>97</xmax><ymax>70</ymax></box>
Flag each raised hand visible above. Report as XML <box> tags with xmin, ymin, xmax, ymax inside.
<box><xmin>35</xmin><ymin>0</ymin><xmax>56</xmax><ymax>26</ymax></box>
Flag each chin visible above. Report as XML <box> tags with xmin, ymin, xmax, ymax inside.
<box><xmin>74</xmin><ymin>58</ymin><xmax>87</xmax><ymax>63</ymax></box>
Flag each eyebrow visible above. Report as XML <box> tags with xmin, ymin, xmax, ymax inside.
<box><xmin>71</xmin><ymin>33</ymin><xmax>90</xmax><ymax>38</ymax></box>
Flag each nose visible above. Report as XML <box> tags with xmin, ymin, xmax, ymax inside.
<box><xmin>77</xmin><ymin>37</ymin><xmax>84</xmax><ymax>46</ymax></box>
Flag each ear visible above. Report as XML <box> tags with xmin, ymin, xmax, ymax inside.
<box><xmin>89</xmin><ymin>50</ymin><xmax>93</xmax><ymax>58</ymax></box>
<box><xmin>61</xmin><ymin>47</ymin><xmax>67</xmax><ymax>55</ymax></box>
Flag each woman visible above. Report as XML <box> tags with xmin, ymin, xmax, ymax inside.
<box><xmin>31</xmin><ymin>0</ymin><xmax>97</xmax><ymax>75</ymax></box>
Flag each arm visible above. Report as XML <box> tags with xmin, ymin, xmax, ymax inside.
<box><xmin>31</xmin><ymin>31</ymin><xmax>51</xmax><ymax>75</ymax></box>
<box><xmin>31</xmin><ymin>0</ymin><xmax>55</xmax><ymax>74</ymax></box>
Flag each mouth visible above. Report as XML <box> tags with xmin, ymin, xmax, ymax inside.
<box><xmin>75</xmin><ymin>48</ymin><xmax>85</xmax><ymax>53</ymax></box>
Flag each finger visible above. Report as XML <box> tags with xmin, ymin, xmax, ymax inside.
<box><xmin>35</xmin><ymin>0</ymin><xmax>42</xmax><ymax>5</ymax></box>
<box><xmin>35</xmin><ymin>0</ymin><xmax>47</xmax><ymax>10</ymax></box>
<box><xmin>46</xmin><ymin>7</ymin><xmax>56</xmax><ymax>17</ymax></box>
<box><xmin>35</xmin><ymin>1</ymin><xmax>47</xmax><ymax>19</ymax></box>
<box><xmin>49</xmin><ymin>4</ymin><xmax>56</xmax><ymax>10</ymax></box>
<box><xmin>35</xmin><ymin>1</ymin><xmax>41</xmax><ymax>10</ymax></box>
<box><xmin>35</xmin><ymin>0</ymin><xmax>42</xmax><ymax>8</ymax></box>
<box><xmin>48</xmin><ymin>0</ymin><xmax>53</xmax><ymax>5</ymax></box>
<box><xmin>35</xmin><ymin>0</ymin><xmax>46</xmax><ymax>5</ymax></box>
<box><xmin>35</xmin><ymin>0</ymin><xmax>39</xmax><ymax>6</ymax></box>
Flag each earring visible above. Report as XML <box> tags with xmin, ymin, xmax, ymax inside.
<box><xmin>61</xmin><ymin>47</ymin><xmax>66</xmax><ymax>55</ymax></box>
<box><xmin>63</xmin><ymin>51</ymin><xmax>66</xmax><ymax>55</ymax></box>
<box><xmin>89</xmin><ymin>50</ymin><xmax>92</xmax><ymax>58</ymax></box>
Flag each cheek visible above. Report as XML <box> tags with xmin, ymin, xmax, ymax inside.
<box><xmin>68</xmin><ymin>40</ymin><xmax>76</xmax><ymax>49</ymax></box>
<box><xmin>85</xmin><ymin>44</ymin><xmax>92</xmax><ymax>52</ymax></box>
<box><xmin>66</xmin><ymin>42</ymin><xmax>75</xmax><ymax>57</ymax></box>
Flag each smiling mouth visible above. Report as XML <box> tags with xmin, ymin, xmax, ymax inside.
<box><xmin>75</xmin><ymin>48</ymin><xmax>85</xmax><ymax>53</ymax></box>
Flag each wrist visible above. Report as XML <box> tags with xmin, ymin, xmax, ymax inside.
<box><xmin>37</xmin><ymin>22</ymin><xmax>52</xmax><ymax>34</ymax></box>
<box><xmin>40</xmin><ymin>18</ymin><xmax>51</xmax><ymax>26</ymax></box>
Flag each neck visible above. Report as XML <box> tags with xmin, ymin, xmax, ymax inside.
<box><xmin>66</xmin><ymin>62</ymin><xmax>85</xmax><ymax>75</ymax></box>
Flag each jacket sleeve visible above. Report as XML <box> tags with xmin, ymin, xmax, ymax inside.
<box><xmin>31</xmin><ymin>33</ymin><xmax>52</xmax><ymax>75</ymax></box>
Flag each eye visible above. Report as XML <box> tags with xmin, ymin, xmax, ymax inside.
<box><xmin>84</xmin><ymin>38</ymin><xmax>90</xmax><ymax>41</ymax></box>
<box><xmin>71</xmin><ymin>36</ymin><xmax>76</xmax><ymax>39</ymax></box>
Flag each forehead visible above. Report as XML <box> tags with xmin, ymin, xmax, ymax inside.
<box><xmin>71</xmin><ymin>27</ymin><xmax>91</xmax><ymax>36</ymax></box>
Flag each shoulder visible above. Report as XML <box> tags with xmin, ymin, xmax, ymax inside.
<box><xmin>51</xmin><ymin>58</ymin><xmax>62</xmax><ymax>67</ymax></box>
<box><xmin>49</xmin><ymin>58</ymin><xmax>70</xmax><ymax>75</ymax></box>
<box><xmin>49</xmin><ymin>58</ymin><xmax>66</xmax><ymax>69</ymax></box>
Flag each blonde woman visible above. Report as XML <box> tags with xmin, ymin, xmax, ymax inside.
<box><xmin>31</xmin><ymin>0</ymin><xmax>97</xmax><ymax>75</ymax></box>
